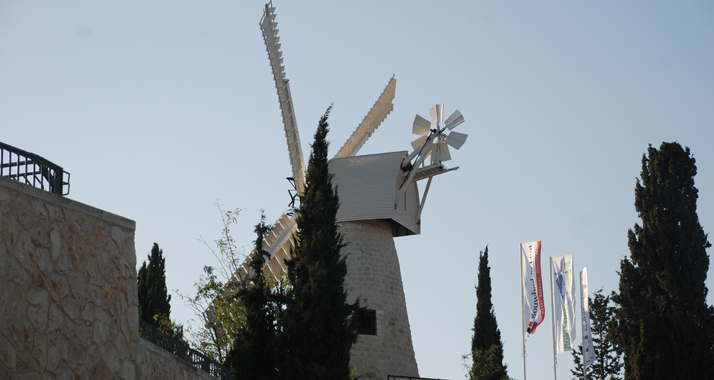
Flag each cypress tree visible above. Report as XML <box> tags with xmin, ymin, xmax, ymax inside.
<box><xmin>469</xmin><ymin>246</ymin><xmax>509</xmax><ymax>380</ymax></box>
<box><xmin>277</xmin><ymin>106</ymin><xmax>360</xmax><ymax>380</ymax></box>
<box><xmin>611</xmin><ymin>142</ymin><xmax>714</xmax><ymax>379</ymax></box>
<box><xmin>226</xmin><ymin>212</ymin><xmax>277</xmax><ymax>380</ymax></box>
<box><xmin>138</xmin><ymin>243</ymin><xmax>172</xmax><ymax>327</ymax></box>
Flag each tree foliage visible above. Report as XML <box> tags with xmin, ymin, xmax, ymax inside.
<box><xmin>226</xmin><ymin>212</ymin><xmax>277</xmax><ymax>380</ymax></box>
<box><xmin>590</xmin><ymin>291</ymin><xmax>622</xmax><ymax>380</ymax></box>
<box><xmin>138</xmin><ymin>243</ymin><xmax>184</xmax><ymax>340</ymax></box>
<box><xmin>571</xmin><ymin>290</ymin><xmax>622</xmax><ymax>380</ymax></box>
<box><xmin>182</xmin><ymin>109</ymin><xmax>362</xmax><ymax>378</ymax></box>
<box><xmin>179</xmin><ymin>205</ymin><xmax>246</xmax><ymax>363</ymax></box>
<box><xmin>277</xmin><ymin>106</ymin><xmax>361</xmax><ymax>380</ymax></box>
<box><xmin>570</xmin><ymin>345</ymin><xmax>592</xmax><ymax>380</ymax></box>
<box><xmin>470</xmin><ymin>345</ymin><xmax>511</xmax><ymax>380</ymax></box>
<box><xmin>138</xmin><ymin>243</ymin><xmax>172</xmax><ymax>327</ymax></box>
<box><xmin>611</xmin><ymin>142</ymin><xmax>714</xmax><ymax>379</ymax></box>
<box><xmin>469</xmin><ymin>246</ymin><xmax>509</xmax><ymax>380</ymax></box>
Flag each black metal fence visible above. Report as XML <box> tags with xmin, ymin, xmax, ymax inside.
<box><xmin>139</xmin><ymin>319</ymin><xmax>231</xmax><ymax>380</ymax></box>
<box><xmin>0</xmin><ymin>141</ymin><xmax>70</xmax><ymax>196</ymax></box>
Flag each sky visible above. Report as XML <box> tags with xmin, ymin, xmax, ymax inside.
<box><xmin>2</xmin><ymin>1</ymin><xmax>713</xmax><ymax>379</ymax></box>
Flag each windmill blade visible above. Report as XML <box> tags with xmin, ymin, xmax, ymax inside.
<box><xmin>262</xmin><ymin>213</ymin><xmax>297</xmax><ymax>282</ymax></box>
<box><xmin>412</xmin><ymin>115</ymin><xmax>431</xmax><ymax>136</ymax></box>
<box><xmin>445</xmin><ymin>131</ymin><xmax>468</xmax><ymax>150</ymax></box>
<box><xmin>260</xmin><ymin>5</ymin><xmax>276</xmax><ymax>29</ymax></box>
<box><xmin>434</xmin><ymin>141</ymin><xmax>451</xmax><ymax>162</ymax></box>
<box><xmin>444</xmin><ymin>109</ymin><xmax>464</xmax><ymax>130</ymax></box>
<box><xmin>261</xmin><ymin>4</ymin><xmax>306</xmax><ymax>195</ymax></box>
<box><xmin>429</xmin><ymin>103</ymin><xmax>444</xmax><ymax>125</ymax></box>
<box><xmin>334</xmin><ymin>77</ymin><xmax>397</xmax><ymax>159</ymax></box>
<box><xmin>411</xmin><ymin>135</ymin><xmax>428</xmax><ymax>151</ymax></box>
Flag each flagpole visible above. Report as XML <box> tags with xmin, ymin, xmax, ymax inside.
<box><xmin>549</xmin><ymin>257</ymin><xmax>557</xmax><ymax>380</ymax></box>
<box><xmin>520</xmin><ymin>244</ymin><xmax>527</xmax><ymax>380</ymax></box>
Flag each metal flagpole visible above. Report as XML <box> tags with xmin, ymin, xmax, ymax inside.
<box><xmin>550</xmin><ymin>257</ymin><xmax>557</xmax><ymax>380</ymax></box>
<box><xmin>520</xmin><ymin>245</ymin><xmax>527</xmax><ymax>380</ymax></box>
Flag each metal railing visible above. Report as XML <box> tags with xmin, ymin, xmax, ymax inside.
<box><xmin>139</xmin><ymin>319</ymin><xmax>231</xmax><ymax>380</ymax></box>
<box><xmin>0</xmin><ymin>141</ymin><xmax>70</xmax><ymax>196</ymax></box>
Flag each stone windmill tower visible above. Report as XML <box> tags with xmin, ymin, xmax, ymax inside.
<box><xmin>250</xmin><ymin>4</ymin><xmax>468</xmax><ymax>379</ymax></box>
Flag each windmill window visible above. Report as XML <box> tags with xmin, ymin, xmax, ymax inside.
<box><xmin>358</xmin><ymin>309</ymin><xmax>377</xmax><ymax>335</ymax></box>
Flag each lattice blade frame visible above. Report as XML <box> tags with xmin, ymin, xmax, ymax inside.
<box><xmin>261</xmin><ymin>4</ymin><xmax>306</xmax><ymax>195</ymax></box>
<box><xmin>334</xmin><ymin>77</ymin><xmax>397</xmax><ymax>158</ymax></box>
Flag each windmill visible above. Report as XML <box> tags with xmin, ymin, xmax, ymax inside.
<box><xmin>248</xmin><ymin>3</ymin><xmax>468</xmax><ymax>379</ymax></box>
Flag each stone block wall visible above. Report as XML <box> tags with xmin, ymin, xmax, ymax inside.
<box><xmin>136</xmin><ymin>339</ymin><xmax>214</xmax><ymax>380</ymax></box>
<box><xmin>340</xmin><ymin>220</ymin><xmax>419</xmax><ymax>380</ymax></box>
<box><xmin>0</xmin><ymin>176</ymin><xmax>218</xmax><ymax>380</ymax></box>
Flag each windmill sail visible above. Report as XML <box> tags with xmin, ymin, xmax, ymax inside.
<box><xmin>260</xmin><ymin>4</ymin><xmax>306</xmax><ymax>195</ymax></box>
<box><xmin>334</xmin><ymin>77</ymin><xmax>397</xmax><ymax>159</ymax></box>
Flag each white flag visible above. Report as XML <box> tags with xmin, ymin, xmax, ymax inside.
<box><xmin>521</xmin><ymin>241</ymin><xmax>545</xmax><ymax>343</ymax></box>
<box><xmin>550</xmin><ymin>252</ymin><xmax>576</xmax><ymax>354</ymax></box>
<box><xmin>581</xmin><ymin>267</ymin><xmax>596</xmax><ymax>367</ymax></box>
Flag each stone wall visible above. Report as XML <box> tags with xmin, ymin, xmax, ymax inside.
<box><xmin>0</xmin><ymin>176</ymin><xmax>216</xmax><ymax>380</ymax></box>
<box><xmin>136</xmin><ymin>339</ymin><xmax>214</xmax><ymax>380</ymax></box>
<box><xmin>340</xmin><ymin>220</ymin><xmax>419</xmax><ymax>380</ymax></box>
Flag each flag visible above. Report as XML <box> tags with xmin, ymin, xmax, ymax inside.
<box><xmin>580</xmin><ymin>267</ymin><xmax>596</xmax><ymax>367</ymax></box>
<box><xmin>550</xmin><ymin>252</ymin><xmax>576</xmax><ymax>354</ymax></box>
<box><xmin>521</xmin><ymin>241</ymin><xmax>545</xmax><ymax>343</ymax></box>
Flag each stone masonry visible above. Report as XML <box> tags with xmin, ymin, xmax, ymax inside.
<box><xmin>340</xmin><ymin>220</ymin><xmax>419</xmax><ymax>379</ymax></box>
<box><xmin>0</xmin><ymin>176</ymin><xmax>214</xmax><ymax>379</ymax></box>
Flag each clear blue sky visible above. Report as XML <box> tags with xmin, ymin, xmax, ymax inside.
<box><xmin>2</xmin><ymin>1</ymin><xmax>713</xmax><ymax>379</ymax></box>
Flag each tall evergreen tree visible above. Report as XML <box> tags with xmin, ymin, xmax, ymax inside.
<box><xmin>138</xmin><ymin>243</ymin><xmax>172</xmax><ymax>327</ymax></box>
<box><xmin>570</xmin><ymin>290</ymin><xmax>622</xmax><ymax>380</ymax></box>
<box><xmin>226</xmin><ymin>212</ymin><xmax>277</xmax><ymax>380</ymax></box>
<box><xmin>611</xmin><ymin>142</ymin><xmax>714</xmax><ymax>380</ymax></box>
<box><xmin>469</xmin><ymin>246</ymin><xmax>509</xmax><ymax>380</ymax></box>
<box><xmin>277</xmin><ymin>106</ymin><xmax>361</xmax><ymax>380</ymax></box>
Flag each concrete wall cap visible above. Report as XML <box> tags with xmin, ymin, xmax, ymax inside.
<box><xmin>0</xmin><ymin>175</ymin><xmax>136</xmax><ymax>230</ymax></box>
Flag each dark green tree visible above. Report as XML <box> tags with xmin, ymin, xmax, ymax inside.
<box><xmin>138</xmin><ymin>243</ymin><xmax>172</xmax><ymax>328</ymax></box>
<box><xmin>277</xmin><ymin>106</ymin><xmax>361</xmax><ymax>380</ymax></box>
<box><xmin>590</xmin><ymin>291</ymin><xmax>622</xmax><ymax>380</ymax></box>
<box><xmin>571</xmin><ymin>290</ymin><xmax>622</xmax><ymax>380</ymax></box>
<box><xmin>570</xmin><ymin>345</ymin><xmax>592</xmax><ymax>380</ymax></box>
<box><xmin>469</xmin><ymin>246</ymin><xmax>509</xmax><ymax>380</ymax></box>
<box><xmin>226</xmin><ymin>212</ymin><xmax>277</xmax><ymax>380</ymax></box>
<box><xmin>611</xmin><ymin>142</ymin><xmax>714</xmax><ymax>380</ymax></box>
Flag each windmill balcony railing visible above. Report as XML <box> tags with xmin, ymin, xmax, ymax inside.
<box><xmin>138</xmin><ymin>319</ymin><xmax>231</xmax><ymax>380</ymax></box>
<box><xmin>0</xmin><ymin>141</ymin><xmax>70</xmax><ymax>196</ymax></box>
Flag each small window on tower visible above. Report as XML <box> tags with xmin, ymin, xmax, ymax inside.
<box><xmin>358</xmin><ymin>309</ymin><xmax>377</xmax><ymax>335</ymax></box>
